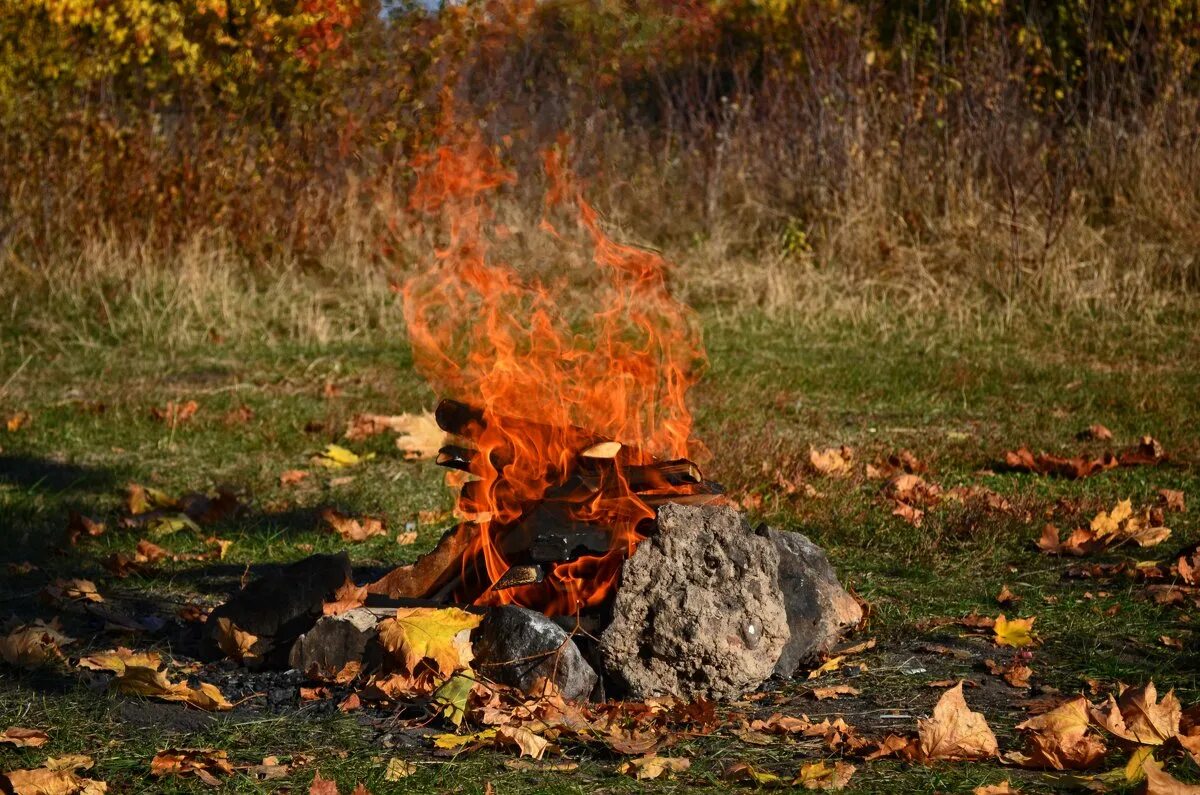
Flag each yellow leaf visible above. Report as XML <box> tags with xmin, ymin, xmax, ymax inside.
<box><xmin>212</xmin><ymin>618</ymin><xmax>260</xmax><ymax>665</ymax></box>
<box><xmin>313</xmin><ymin>444</ymin><xmax>374</xmax><ymax>469</ymax></box>
<box><xmin>794</xmin><ymin>760</ymin><xmax>856</xmax><ymax>790</ymax></box>
<box><xmin>0</xmin><ymin>754</ymin><xmax>106</xmax><ymax>795</ymax></box>
<box><xmin>993</xmin><ymin>615</ymin><xmax>1036</xmax><ymax>648</ymax></box>
<box><xmin>724</xmin><ymin>762</ymin><xmax>785</xmax><ymax>786</ymax></box>
<box><xmin>377</xmin><ymin>607</ymin><xmax>481</xmax><ymax>676</ymax></box>
<box><xmin>432</xmin><ymin>729</ymin><xmax>496</xmax><ymax>749</ymax></box>
<box><xmin>77</xmin><ymin>648</ymin><xmax>162</xmax><ymax>675</ymax></box>
<box><xmin>974</xmin><ymin>783</ymin><xmax>1022</xmax><ymax>795</ymax></box>
<box><xmin>916</xmin><ymin>682</ymin><xmax>999</xmax><ymax>761</ymax></box>
<box><xmin>432</xmin><ymin>671</ymin><xmax>476</xmax><ymax>727</ymax></box>
<box><xmin>807</xmin><ymin>655</ymin><xmax>846</xmax><ymax>680</ymax></box>
<box><xmin>616</xmin><ymin>755</ymin><xmax>690</xmax><ymax>781</ymax></box>
<box><xmin>111</xmin><ymin>664</ymin><xmax>232</xmax><ymax>711</ymax></box>
<box><xmin>495</xmin><ymin>725</ymin><xmax>550</xmax><ymax>760</ymax></box>
<box><xmin>384</xmin><ymin>758</ymin><xmax>416</xmax><ymax>780</ymax></box>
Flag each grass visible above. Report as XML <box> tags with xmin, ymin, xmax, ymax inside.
<box><xmin>1</xmin><ymin>298</ymin><xmax>1198</xmax><ymax>793</ymax></box>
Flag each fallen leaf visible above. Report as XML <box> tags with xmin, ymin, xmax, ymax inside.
<box><xmin>384</xmin><ymin>758</ymin><xmax>416</xmax><ymax>780</ymax></box>
<box><xmin>807</xmin><ymin>655</ymin><xmax>846</xmax><ymax>679</ymax></box>
<box><xmin>41</xmin><ymin>578</ymin><xmax>104</xmax><ymax>607</ymax></box>
<box><xmin>338</xmin><ymin>693</ymin><xmax>361</xmax><ymax>712</ymax></box>
<box><xmin>892</xmin><ymin>501</ymin><xmax>924</xmax><ymax>527</ymax></box>
<box><xmin>431</xmin><ymin>729</ymin><xmax>497</xmax><ymax>750</ymax></box>
<box><xmin>986</xmin><ymin>658</ymin><xmax>1033</xmax><ymax>688</ymax></box>
<box><xmin>794</xmin><ymin>760</ymin><xmax>855</xmax><ymax>790</ymax></box>
<box><xmin>150</xmin><ymin>400</ymin><xmax>199</xmax><ymax>428</ymax></box>
<box><xmin>616</xmin><ymin>755</ymin><xmax>690</xmax><ymax>781</ymax></box>
<box><xmin>323</xmin><ymin>578</ymin><xmax>368</xmax><ymax>616</ymax></box>
<box><xmin>320</xmin><ymin>508</ymin><xmax>386</xmax><ymax>543</ymax></box>
<box><xmin>495</xmin><ymin>725</ymin><xmax>550</xmax><ymax>760</ymax></box>
<box><xmin>1</xmin><ymin>727</ymin><xmax>50</xmax><ymax>747</ymax></box>
<box><xmin>1119</xmin><ymin>436</ymin><xmax>1167</xmax><ymax>467</ymax></box>
<box><xmin>312</xmin><ymin>444</ymin><xmax>374</xmax><ymax>469</ymax></box>
<box><xmin>865</xmin><ymin>734</ymin><xmax>916</xmax><ymax>760</ymax></box>
<box><xmin>150</xmin><ymin>748</ymin><xmax>236</xmax><ymax>787</ymax></box>
<box><xmin>64</xmin><ymin>512</ymin><xmax>105</xmax><ymax>546</ymax></box>
<box><xmin>996</xmin><ymin>585</ymin><xmax>1020</xmax><ymax>606</ymax></box>
<box><xmin>1091</xmin><ymin>682</ymin><xmax>1181</xmax><ymax>746</ymax></box>
<box><xmin>212</xmin><ymin>617</ymin><xmax>261</xmax><ymax>665</ymax></box>
<box><xmin>1002</xmin><ymin>446</ymin><xmax>1118</xmax><ymax>479</ymax></box>
<box><xmin>377</xmin><ymin>607</ymin><xmax>481</xmax><ymax>676</ymax></box>
<box><xmin>111</xmin><ymin>664</ymin><xmax>232</xmax><ymax>710</ymax></box>
<box><xmin>725</xmin><ymin>762</ymin><xmax>786</xmax><ymax>786</ymax></box>
<box><xmin>810</xmin><ymin>446</ymin><xmax>853</xmax><ymax>477</ymax></box>
<box><xmin>1013</xmin><ymin>696</ymin><xmax>1108</xmax><ymax>770</ymax></box>
<box><xmin>916</xmin><ymin>682</ymin><xmax>999</xmax><ymax>761</ymax></box>
<box><xmin>5</xmin><ymin>410</ymin><xmax>31</xmax><ymax>432</ymax></box>
<box><xmin>0</xmin><ymin>620</ymin><xmax>74</xmax><ymax>669</ymax></box>
<box><xmin>280</xmin><ymin>469</ymin><xmax>310</xmax><ymax>486</ymax></box>
<box><xmin>222</xmin><ymin>405</ymin><xmax>254</xmax><ymax>426</ymax></box>
<box><xmin>0</xmin><ymin>754</ymin><xmax>106</xmax><ymax>795</ymax></box>
<box><xmin>974</xmin><ymin>783</ymin><xmax>1023</xmax><ymax>795</ymax></box>
<box><xmin>1079</xmin><ymin>425</ymin><xmax>1114</xmax><ymax>441</ymax></box>
<box><xmin>811</xmin><ymin>684</ymin><xmax>861</xmax><ymax>700</ymax></box>
<box><xmin>1159</xmin><ymin>490</ymin><xmax>1186</xmax><ymax>513</ymax></box>
<box><xmin>1141</xmin><ymin>753</ymin><xmax>1200</xmax><ymax>794</ymax></box>
<box><xmin>994</xmin><ymin>615</ymin><xmax>1037</xmax><ymax>648</ymax></box>
<box><xmin>309</xmin><ymin>772</ymin><xmax>340</xmax><ymax>795</ymax></box>
<box><xmin>78</xmin><ymin>647</ymin><xmax>163</xmax><ymax>675</ymax></box>
<box><xmin>300</xmin><ymin>686</ymin><xmax>332</xmax><ymax>701</ymax></box>
<box><xmin>396</xmin><ymin>531</ymin><xmax>418</xmax><ymax>545</ymax></box>
<box><xmin>748</xmin><ymin>713</ymin><xmax>812</xmax><ymax>735</ymax></box>
<box><xmin>432</xmin><ymin>672</ymin><xmax>477</xmax><ymax>727</ymax></box>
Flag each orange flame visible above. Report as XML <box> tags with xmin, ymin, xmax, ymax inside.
<box><xmin>402</xmin><ymin>121</ymin><xmax>705</xmax><ymax>616</ymax></box>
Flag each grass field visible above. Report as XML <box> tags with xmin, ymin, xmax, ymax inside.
<box><xmin>1</xmin><ymin>299</ymin><xmax>1198</xmax><ymax>793</ymax></box>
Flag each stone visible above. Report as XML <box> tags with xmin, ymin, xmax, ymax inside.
<box><xmin>767</xmin><ymin>528</ymin><xmax>862</xmax><ymax>677</ymax></box>
<box><xmin>288</xmin><ymin>608</ymin><xmax>384</xmax><ymax>679</ymax></box>
<box><xmin>202</xmin><ymin>552</ymin><xmax>352</xmax><ymax>669</ymax></box>
<box><xmin>598</xmin><ymin>503</ymin><xmax>790</xmax><ymax>700</ymax></box>
<box><xmin>472</xmin><ymin>606</ymin><xmax>598</xmax><ymax>701</ymax></box>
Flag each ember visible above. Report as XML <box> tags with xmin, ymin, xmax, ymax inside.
<box><xmin>397</xmin><ymin>120</ymin><xmax>714</xmax><ymax>617</ymax></box>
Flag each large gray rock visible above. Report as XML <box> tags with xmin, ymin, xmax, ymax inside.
<box><xmin>202</xmin><ymin>553</ymin><xmax>352</xmax><ymax>669</ymax></box>
<box><xmin>288</xmin><ymin>608</ymin><xmax>383</xmax><ymax>679</ymax></box>
<box><xmin>472</xmin><ymin>606</ymin><xmax>598</xmax><ymax>701</ymax></box>
<box><xmin>767</xmin><ymin>529</ymin><xmax>862</xmax><ymax>677</ymax></box>
<box><xmin>598</xmin><ymin>504</ymin><xmax>790</xmax><ymax>700</ymax></box>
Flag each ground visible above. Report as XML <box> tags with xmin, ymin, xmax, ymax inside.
<box><xmin>1</xmin><ymin>309</ymin><xmax>1197</xmax><ymax>793</ymax></box>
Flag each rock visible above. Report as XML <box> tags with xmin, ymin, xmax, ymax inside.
<box><xmin>598</xmin><ymin>503</ymin><xmax>790</xmax><ymax>700</ymax></box>
<box><xmin>202</xmin><ymin>553</ymin><xmax>352</xmax><ymax>669</ymax></box>
<box><xmin>767</xmin><ymin>528</ymin><xmax>862</xmax><ymax>677</ymax></box>
<box><xmin>288</xmin><ymin>608</ymin><xmax>384</xmax><ymax>679</ymax></box>
<box><xmin>472</xmin><ymin>606</ymin><xmax>598</xmax><ymax>701</ymax></box>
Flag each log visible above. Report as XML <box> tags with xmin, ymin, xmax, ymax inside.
<box><xmin>366</xmin><ymin>523</ymin><xmax>474</xmax><ymax>599</ymax></box>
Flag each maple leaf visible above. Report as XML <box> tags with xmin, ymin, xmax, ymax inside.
<box><xmin>150</xmin><ymin>749</ymin><xmax>236</xmax><ymax>787</ymax></box>
<box><xmin>111</xmin><ymin>664</ymin><xmax>232</xmax><ymax>710</ymax></box>
<box><xmin>985</xmin><ymin>658</ymin><xmax>1032</xmax><ymax>688</ymax></box>
<box><xmin>64</xmin><ymin>512</ymin><xmax>105</xmax><ymax>546</ymax></box>
<box><xmin>312</xmin><ymin>444</ymin><xmax>374</xmax><ymax>469</ymax></box>
<box><xmin>809</xmin><ymin>446</ymin><xmax>853</xmax><ymax>477</ymax></box>
<box><xmin>431</xmin><ymin>728</ymin><xmax>497</xmax><ymax>750</ymax></box>
<box><xmin>1012</xmin><ymin>696</ymin><xmax>1108</xmax><ymax>770</ymax></box>
<box><xmin>1</xmin><ymin>727</ymin><xmax>50</xmax><ymax>747</ymax></box>
<box><xmin>617</xmin><ymin>755</ymin><xmax>690</xmax><ymax>781</ymax></box>
<box><xmin>323</xmin><ymin>578</ymin><xmax>368</xmax><ymax>616</ymax></box>
<box><xmin>320</xmin><ymin>507</ymin><xmax>386</xmax><ymax>542</ymax></box>
<box><xmin>495</xmin><ymin>725</ymin><xmax>551</xmax><ymax>760</ymax></box>
<box><xmin>1159</xmin><ymin>489</ymin><xmax>1186</xmax><ymax>513</ymax></box>
<box><xmin>811</xmin><ymin>684</ymin><xmax>860</xmax><ymax>700</ymax></box>
<box><xmin>725</xmin><ymin>762</ymin><xmax>786</xmax><ymax>786</ymax></box>
<box><xmin>77</xmin><ymin>647</ymin><xmax>163</xmax><ymax>675</ymax></box>
<box><xmin>993</xmin><ymin>615</ymin><xmax>1036</xmax><ymax>648</ymax></box>
<box><xmin>996</xmin><ymin>585</ymin><xmax>1020</xmax><ymax>606</ymax></box>
<box><xmin>384</xmin><ymin>758</ymin><xmax>416</xmax><ymax>780</ymax></box>
<box><xmin>915</xmin><ymin>682</ymin><xmax>999</xmax><ymax>761</ymax></box>
<box><xmin>807</xmin><ymin>655</ymin><xmax>846</xmax><ymax>679</ymax></box>
<box><xmin>41</xmin><ymin>578</ymin><xmax>104</xmax><ymax>607</ymax></box>
<box><xmin>0</xmin><ymin>754</ymin><xmax>106</xmax><ymax>795</ymax></box>
<box><xmin>793</xmin><ymin>760</ymin><xmax>856</xmax><ymax>790</ymax></box>
<box><xmin>0</xmin><ymin>620</ymin><xmax>74</xmax><ymax>669</ymax></box>
<box><xmin>433</xmin><ymin>671</ymin><xmax>477</xmax><ymax>727</ymax></box>
<box><xmin>1140</xmin><ymin>753</ymin><xmax>1200</xmax><ymax>794</ymax></box>
<box><xmin>212</xmin><ymin>617</ymin><xmax>261</xmax><ymax>664</ymax></box>
<box><xmin>1091</xmin><ymin>682</ymin><xmax>1181</xmax><ymax>746</ymax></box>
<box><xmin>377</xmin><ymin>607</ymin><xmax>482</xmax><ymax>675</ymax></box>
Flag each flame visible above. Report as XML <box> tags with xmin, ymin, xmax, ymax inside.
<box><xmin>402</xmin><ymin>119</ymin><xmax>705</xmax><ymax>616</ymax></box>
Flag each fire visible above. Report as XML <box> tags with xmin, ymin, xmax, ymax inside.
<box><xmin>402</xmin><ymin>120</ymin><xmax>705</xmax><ymax>616</ymax></box>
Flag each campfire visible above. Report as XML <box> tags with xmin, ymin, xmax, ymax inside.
<box><xmin>205</xmin><ymin>124</ymin><xmax>861</xmax><ymax>701</ymax></box>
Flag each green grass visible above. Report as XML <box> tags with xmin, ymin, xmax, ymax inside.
<box><xmin>1</xmin><ymin>308</ymin><xmax>1198</xmax><ymax>793</ymax></box>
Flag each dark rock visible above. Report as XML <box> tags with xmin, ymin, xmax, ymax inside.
<box><xmin>288</xmin><ymin>608</ymin><xmax>385</xmax><ymax>678</ymax></box>
<box><xmin>472</xmin><ymin>606</ymin><xmax>598</xmax><ymax>701</ymax></box>
<box><xmin>202</xmin><ymin>553</ymin><xmax>352</xmax><ymax>669</ymax></box>
<box><xmin>598</xmin><ymin>503</ymin><xmax>790</xmax><ymax>700</ymax></box>
<box><xmin>767</xmin><ymin>528</ymin><xmax>862</xmax><ymax>677</ymax></box>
